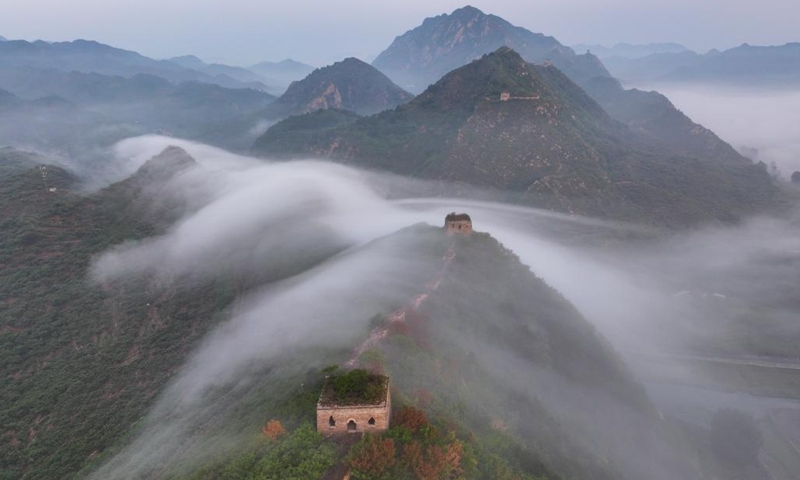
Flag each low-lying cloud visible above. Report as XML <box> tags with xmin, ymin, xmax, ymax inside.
<box><xmin>642</xmin><ymin>84</ymin><xmax>800</xmax><ymax>177</ymax></box>
<box><xmin>89</xmin><ymin>136</ymin><xmax>800</xmax><ymax>479</ymax></box>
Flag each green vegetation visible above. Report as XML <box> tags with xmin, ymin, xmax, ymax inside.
<box><xmin>185</xmin><ymin>424</ymin><xmax>337</xmax><ymax>480</ymax></box>
<box><xmin>252</xmin><ymin>109</ymin><xmax>360</xmax><ymax>157</ymax></box>
<box><xmin>1</xmin><ymin>149</ymin><xmax>776</xmax><ymax>480</ymax></box>
<box><xmin>175</xmin><ymin>225</ymin><xmax>666</xmax><ymax>480</ymax></box>
<box><xmin>318</xmin><ymin>368</ymin><xmax>389</xmax><ymax>406</ymax></box>
<box><xmin>0</xmin><ymin>149</ymin><xmax>345</xmax><ymax>480</ymax></box>
<box><xmin>253</xmin><ymin>47</ymin><xmax>780</xmax><ymax>227</ymax></box>
<box><xmin>0</xmin><ymin>152</ymin><xmax>231</xmax><ymax>480</ymax></box>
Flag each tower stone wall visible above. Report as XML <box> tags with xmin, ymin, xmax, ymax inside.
<box><xmin>316</xmin><ymin>386</ymin><xmax>391</xmax><ymax>435</ymax></box>
<box><xmin>445</xmin><ymin>212</ymin><xmax>473</xmax><ymax>236</ymax></box>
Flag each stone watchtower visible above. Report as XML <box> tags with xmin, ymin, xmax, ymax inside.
<box><xmin>316</xmin><ymin>370</ymin><xmax>391</xmax><ymax>435</ymax></box>
<box><xmin>444</xmin><ymin>212</ymin><xmax>473</xmax><ymax>236</ymax></box>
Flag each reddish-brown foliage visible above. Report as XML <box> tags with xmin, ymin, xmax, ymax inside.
<box><xmin>401</xmin><ymin>438</ymin><xmax>464</xmax><ymax>480</ymax></box>
<box><xmin>347</xmin><ymin>435</ymin><xmax>396</xmax><ymax>476</ymax></box>
<box><xmin>261</xmin><ymin>419</ymin><xmax>286</xmax><ymax>440</ymax></box>
<box><xmin>393</xmin><ymin>406</ymin><xmax>428</xmax><ymax>433</ymax></box>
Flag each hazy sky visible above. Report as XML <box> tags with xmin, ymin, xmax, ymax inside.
<box><xmin>2</xmin><ymin>0</ymin><xmax>797</xmax><ymax>66</ymax></box>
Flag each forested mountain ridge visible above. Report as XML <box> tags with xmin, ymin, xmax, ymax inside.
<box><xmin>0</xmin><ymin>147</ymin><xmax>227</xmax><ymax>479</ymax></box>
<box><xmin>0</xmin><ymin>68</ymin><xmax>276</xmax><ymax>154</ymax></box>
<box><xmin>254</xmin><ymin>48</ymin><xmax>779</xmax><ymax>227</ymax></box>
<box><xmin>174</xmin><ymin>226</ymin><xmax>739</xmax><ymax>480</ymax></box>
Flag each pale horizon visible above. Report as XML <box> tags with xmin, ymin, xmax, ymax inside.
<box><xmin>1</xmin><ymin>1</ymin><xmax>797</xmax><ymax>66</ymax></box>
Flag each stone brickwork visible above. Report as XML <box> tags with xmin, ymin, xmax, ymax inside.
<box><xmin>445</xmin><ymin>212</ymin><xmax>473</xmax><ymax>236</ymax></box>
<box><xmin>316</xmin><ymin>386</ymin><xmax>391</xmax><ymax>435</ymax></box>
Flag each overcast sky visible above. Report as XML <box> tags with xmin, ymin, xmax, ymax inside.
<box><xmin>1</xmin><ymin>0</ymin><xmax>797</xmax><ymax>66</ymax></box>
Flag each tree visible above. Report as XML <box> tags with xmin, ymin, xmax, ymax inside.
<box><xmin>393</xmin><ymin>406</ymin><xmax>428</xmax><ymax>433</ymax></box>
<box><xmin>401</xmin><ymin>437</ymin><xmax>464</xmax><ymax>480</ymax></box>
<box><xmin>348</xmin><ymin>434</ymin><xmax>397</xmax><ymax>478</ymax></box>
<box><xmin>261</xmin><ymin>419</ymin><xmax>286</xmax><ymax>441</ymax></box>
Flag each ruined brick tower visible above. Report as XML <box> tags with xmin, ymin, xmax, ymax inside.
<box><xmin>316</xmin><ymin>373</ymin><xmax>391</xmax><ymax>435</ymax></box>
<box><xmin>444</xmin><ymin>212</ymin><xmax>473</xmax><ymax>236</ymax></box>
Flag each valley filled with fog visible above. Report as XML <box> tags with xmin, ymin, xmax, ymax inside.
<box><xmin>2</xmin><ymin>4</ymin><xmax>800</xmax><ymax>480</ymax></box>
<box><xmin>81</xmin><ymin>135</ymin><xmax>800</xmax><ymax>479</ymax></box>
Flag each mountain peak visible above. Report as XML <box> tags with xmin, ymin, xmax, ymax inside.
<box><xmin>337</xmin><ymin>57</ymin><xmax>370</xmax><ymax>67</ymax></box>
<box><xmin>451</xmin><ymin>5</ymin><xmax>485</xmax><ymax>17</ymax></box>
<box><xmin>169</xmin><ymin>54</ymin><xmax>207</xmax><ymax>70</ymax></box>
<box><xmin>410</xmin><ymin>47</ymin><xmax>552</xmax><ymax>112</ymax></box>
<box><xmin>266</xmin><ymin>56</ymin><xmax>412</xmax><ymax>117</ymax></box>
<box><xmin>372</xmin><ymin>6</ymin><xmax>609</xmax><ymax>92</ymax></box>
<box><xmin>134</xmin><ymin>146</ymin><xmax>197</xmax><ymax>179</ymax></box>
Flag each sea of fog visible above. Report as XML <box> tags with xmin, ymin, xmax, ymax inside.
<box><xmin>89</xmin><ymin>135</ymin><xmax>800</xmax><ymax>479</ymax></box>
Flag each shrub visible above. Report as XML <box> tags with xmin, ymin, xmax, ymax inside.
<box><xmin>393</xmin><ymin>406</ymin><xmax>428</xmax><ymax>433</ymax></box>
<box><xmin>261</xmin><ymin>419</ymin><xmax>286</xmax><ymax>441</ymax></box>
<box><xmin>347</xmin><ymin>434</ymin><xmax>397</xmax><ymax>479</ymax></box>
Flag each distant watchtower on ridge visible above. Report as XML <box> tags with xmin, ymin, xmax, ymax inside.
<box><xmin>444</xmin><ymin>212</ymin><xmax>472</xmax><ymax>236</ymax></box>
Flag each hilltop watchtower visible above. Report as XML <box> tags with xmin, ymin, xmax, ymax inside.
<box><xmin>445</xmin><ymin>212</ymin><xmax>472</xmax><ymax>236</ymax></box>
<box><xmin>316</xmin><ymin>370</ymin><xmax>391</xmax><ymax>435</ymax></box>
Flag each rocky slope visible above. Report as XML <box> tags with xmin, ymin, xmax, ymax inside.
<box><xmin>263</xmin><ymin>57</ymin><xmax>412</xmax><ymax>118</ymax></box>
<box><xmin>372</xmin><ymin>5</ymin><xmax>610</xmax><ymax>92</ymax></box>
<box><xmin>254</xmin><ymin>48</ymin><xmax>779</xmax><ymax>227</ymax></box>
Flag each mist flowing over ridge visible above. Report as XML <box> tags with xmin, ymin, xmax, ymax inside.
<box><xmin>2</xmin><ymin>3</ymin><xmax>800</xmax><ymax>479</ymax></box>
<box><xmin>68</xmin><ymin>136</ymin><xmax>799</xmax><ymax>480</ymax></box>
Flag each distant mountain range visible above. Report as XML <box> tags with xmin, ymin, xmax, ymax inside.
<box><xmin>254</xmin><ymin>48</ymin><xmax>778</xmax><ymax>227</ymax></box>
<box><xmin>372</xmin><ymin>6</ymin><xmax>610</xmax><ymax>92</ymax></box>
<box><xmin>572</xmin><ymin>43</ymin><xmax>691</xmax><ymax>59</ymax></box>
<box><xmin>261</xmin><ymin>57</ymin><xmax>412</xmax><ymax>118</ymax></box>
<box><xmin>168</xmin><ymin>55</ymin><xmax>270</xmax><ymax>87</ymax></box>
<box><xmin>0</xmin><ymin>39</ymin><xmax>268</xmax><ymax>91</ymax></box>
<box><xmin>0</xmin><ymin>69</ymin><xmax>275</xmax><ymax>155</ymax></box>
<box><xmin>604</xmin><ymin>42</ymin><xmax>800</xmax><ymax>86</ymax></box>
<box><xmin>248</xmin><ymin>59</ymin><xmax>316</xmax><ymax>92</ymax></box>
<box><xmin>0</xmin><ymin>35</ymin><xmax>6</xmax><ymax>42</ymax></box>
